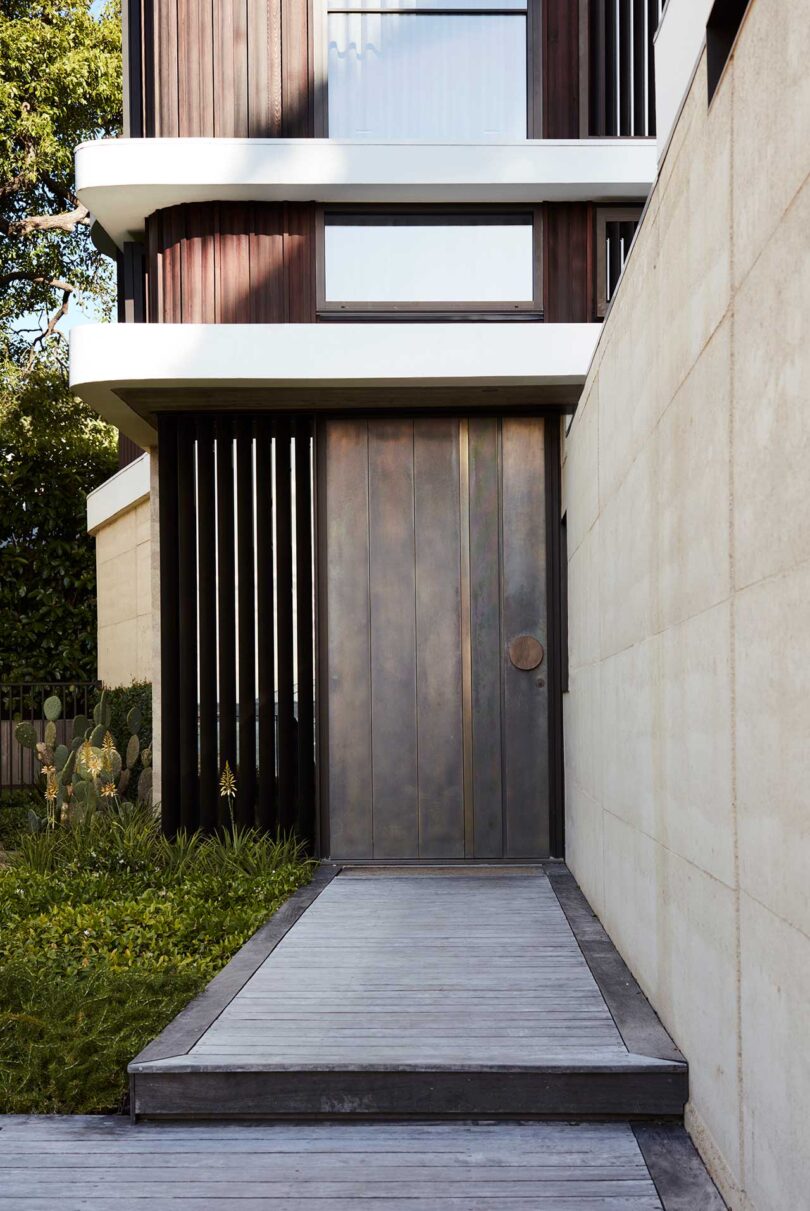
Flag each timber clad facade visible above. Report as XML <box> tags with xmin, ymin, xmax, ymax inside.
<box><xmin>100</xmin><ymin>0</ymin><xmax>660</xmax><ymax>857</ymax></box>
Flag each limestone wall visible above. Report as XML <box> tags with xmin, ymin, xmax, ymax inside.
<box><xmin>94</xmin><ymin>495</ymin><xmax>152</xmax><ymax>687</ymax></box>
<box><xmin>562</xmin><ymin>2</ymin><xmax>809</xmax><ymax>1207</ymax></box>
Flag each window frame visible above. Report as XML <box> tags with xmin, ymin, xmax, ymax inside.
<box><xmin>316</xmin><ymin>205</ymin><xmax>544</xmax><ymax>319</ymax></box>
<box><xmin>313</xmin><ymin>0</ymin><xmax>543</xmax><ymax>140</ymax></box>
<box><xmin>594</xmin><ymin>204</ymin><xmax>643</xmax><ymax>319</ymax></box>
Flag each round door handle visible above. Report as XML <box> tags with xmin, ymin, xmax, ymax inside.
<box><xmin>508</xmin><ymin>635</ymin><xmax>544</xmax><ymax>671</ymax></box>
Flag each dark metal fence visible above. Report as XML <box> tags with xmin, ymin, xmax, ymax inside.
<box><xmin>0</xmin><ymin>682</ymin><xmax>100</xmax><ymax>793</ymax></box>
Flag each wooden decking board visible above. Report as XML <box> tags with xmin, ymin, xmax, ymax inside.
<box><xmin>185</xmin><ymin>875</ymin><xmax>629</xmax><ymax>1065</ymax></box>
<box><xmin>129</xmin><ymin>869</ymin><xmax>688</xmax><ymax>1118</ymax></box>
<box><xmin>0</xmin><ymin>1119</ymin><xmax>663</xmax><ymax>1208</ymax></box>
<box><xmin>0</xmin><ymin>1117</ymin><xmax>726</xmax><ymax>1209</ymax></box>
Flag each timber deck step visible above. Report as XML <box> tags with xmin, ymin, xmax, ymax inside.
<box><xmin>129</xmin><ymin>865</ymin><xmax>688</xmax><ymax>1120</ymax></box>
<box><xmin>0</xmin><ymin>1117</ymin><xmax>726</xmax><ymax>1209</ymax></box>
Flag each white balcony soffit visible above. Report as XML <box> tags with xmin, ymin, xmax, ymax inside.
<box><xmin>76</xmin><ymin>138</ymin><xmax>658</xmax><ymax>249</ymax></box>
<box><xmin>69</xmin><ymin>322</ymin><xmax>601</xmax><ymax>447</ymax></box>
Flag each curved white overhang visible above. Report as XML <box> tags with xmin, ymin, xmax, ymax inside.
<box><xmin>69</xmin><ymin>322</ymin><xmax>600</xmax><ymax>446</ymax></box>
<box><xmin>76</xmin><ymin>138</ymin><xmax>657</xmax><ymax>249</ymax></box>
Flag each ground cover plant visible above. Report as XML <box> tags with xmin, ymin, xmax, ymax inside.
<box><xmin>0</xmin><ymin>804</ymin><xmax>311</xmax><ymax>1113</ymax></box>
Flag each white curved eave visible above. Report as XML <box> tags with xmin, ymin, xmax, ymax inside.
<box><xmin>76</xmin><ymin>138</ymin><xmax>657</xmax><ymax>248</ymax></box>
<box><xmin>69</xmin><ymin>322</ymin><xmax>601</xmax><ymax>447</ymax></box>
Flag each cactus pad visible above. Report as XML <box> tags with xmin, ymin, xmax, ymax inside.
<box><xmin>137</xmin><ymin>767</ymin><xmax>153</xmax><ymax>805</ymax></box>
<box><xmin>43</xmin><ymin>695</ymin><xmax>62</xmax><ymax>722</ymax></box>
<box><xmin>126</xmin><ymin>706</ymin><xmax>142</xmax><ymax>735</ymax></box>
<box><xmin>14</xmin><ymin>721</ymin><xmax>37</xmax><ymax>750</ymax></box>
<box><xmin>125</xmin><ymin>734</ymin><xmax>140</xmax><ymax>770</ymax></box>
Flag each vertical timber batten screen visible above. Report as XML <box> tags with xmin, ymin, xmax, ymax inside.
<box><xmin>587</xmin><ymin>0</ymin><xmax>663</xmax><ymax>137</ymax></box>
<box><xmin>158</xmin><ymin>413</ymin><xmax>316</xmax><ymax>841</ymax></box>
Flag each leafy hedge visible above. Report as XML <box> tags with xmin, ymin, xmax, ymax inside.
<box><xmin>0</xmin><ymin>807</ymin><xmax>311</xmax><ymax>1113</ymax></box>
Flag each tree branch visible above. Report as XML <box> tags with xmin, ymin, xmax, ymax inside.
<box><xmin>24</xmin><ymin>284</ymin><xmax>74</xmax><ymax>372</ymax></box>
<box><xmin>3</xmin><ymin>203</ymin><xmax>91</xmax><ymax>238</ymax></box>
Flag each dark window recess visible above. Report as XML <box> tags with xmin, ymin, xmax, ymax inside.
<box><xmin>706</xmin><ymin>0</ymin><xmax>752</xmax><ymax>102</ymax></box>
<box><xmin>587</xmin><ymin>0</ymin><xmax>664</xmax><ymax>137</ymax></box>
<box><xmin>595</xmin><ymin>206</ymin><xmax>643</xmax><ymax>318</ymax></box>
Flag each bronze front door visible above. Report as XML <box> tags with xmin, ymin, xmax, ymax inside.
<box><xmin>320</xmin><ymin>416</ymin><xmax>549</xmax><ymax>860</ymax></box>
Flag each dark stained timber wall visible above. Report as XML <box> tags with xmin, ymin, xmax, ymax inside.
<box><xmin>145</xmin><ymin>202</ymin><xmax>317</xmax><ymax>323</ymax></box>
<box><xmin>126</xmin><ymin>0</ymin><xmax>315</xmax><ymax>137</ymax></box>
<box><xmin>158</xmin><ymin>412</ymin><xmax>316</xmax><ymax>841</ymax></box>
<box><xmin>543</xmin><ymin>204</ymin><xmax>594</xmax><ymax>322</ymax></box>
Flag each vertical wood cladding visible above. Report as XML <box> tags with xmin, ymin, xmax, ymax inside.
<box><xmin>542</xmin><ymin>0</ymin><xmax>581</xmax><ymax>138</ymax></box>
<box><xmin>129</xmin><ymin>0</ymin><xmax>313</xmax><ymax>138</ymax></box>
<box><xmin>543</xmin><ymin>204</ymin><xmax>594</xmax><ymax>322</ymax></box>
<box><xmin>145</xmin><ymin>202</ymin><xmax>316</xmax><ymax>323</ymax></box>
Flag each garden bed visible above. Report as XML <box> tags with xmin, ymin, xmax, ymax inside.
<box><xmin>0</xmin><ymin>802</ymin><xmax>311</xmax><ymax>1114</ymax></box>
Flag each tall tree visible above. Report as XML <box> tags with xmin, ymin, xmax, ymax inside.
<box><xmin>0</xmin><ymin>0</ymin><xmax>122</xmax><ymax>681</ymax></box>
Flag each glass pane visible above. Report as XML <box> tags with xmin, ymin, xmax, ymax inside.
<box><xmin>324</xmin><ymin>218</ymin><xmax>534</xmax><ymax>303</ymax></box>
<box><xmin>331</xmin><ymin>0</ymin><xmax>527</xmax><ymax>11</ymax></box>
<box><xmin>328</xmin><ymin>13</ymin><xmax>527</xmax><ymax>140</ymax></box>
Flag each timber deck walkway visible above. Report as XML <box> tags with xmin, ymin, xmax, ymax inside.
<box><xmin>130</xmin><ymin>866</ymin><xmax>688</xmax><ymax>1119</ymax></box>
<box><xmin>0</xmin><ymin>1116</ymin><xmax>726</xmax><ymax>1209</ymax></box>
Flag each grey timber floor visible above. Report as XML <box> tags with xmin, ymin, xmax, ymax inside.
<box><xmin>0</xmin><ymin>1117</ymin><xmax>671</xmax><ymax>1209</ymax></box>
<box><xmin>160</xmin><ymin>872</ymin><xmax>663</xmax><ymax>1066</ymax></box>
<box><xmin>130</xmin><ymin>868</ymin><xmax>687</xmax><ymax>1118</ymax></box>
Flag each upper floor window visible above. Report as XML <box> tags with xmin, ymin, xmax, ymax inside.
<box><xmin>319</xmin><ymin>209</ymin><xmax>542</xmax><ymax>316</ymax></box>
<box><xmin>326</xmin><ymin>0</ymin><xmax>529</xmax><ymax>140</ymax></box>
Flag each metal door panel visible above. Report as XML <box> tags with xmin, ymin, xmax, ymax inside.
<box><xmin>501</xmin><ymin>417</ymin><xmax>549</xmax><ymax>857</ymax></box>
<box><xmin>323</xmin><ymin>415</ymin><xmax>550</xmax><ymax>861</ymax></box>
<box><xmin>324</xmin><ymin>421</ymin><xmax>373</xmax><ymax>858</ymax></box>
<box><xmin>468</xmin><ymin>417</ymin><xmax>505</xmax><ymax>858</ymax></box>
<box><xmin>368</xmin><ymin>421</ymin><xmax>419</xmax><ymax>858</ymax></box>
<box><xmin>414</xmin><ymin>418</ymin><xmax>465</xmax><ymax>858</ymax></box>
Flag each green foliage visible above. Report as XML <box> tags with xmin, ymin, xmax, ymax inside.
<box><xmin>0</xmin><ymin>0</ymin><xmax>122</xmax><ymax>680</ymax></box>
<box><xmin>0</xmin><ymin>963</ymin><xmax>203</xmax><ymax>1114</ymax></box>
<box><xmin>13</xmin><ymin>688</ymin><xmax>156</xmax><ymax>820</ymax></box>
<box><xmin>0</xmin><ymin>0</ymin><xmax>122</xmax><ymax>367</ymax></box>
<box><xmin>0</xmin><ymin>789</ymin><xmax>40</xmax><ymax>849</ymax></box>
<box><xmin>0</xmin><ymin>805</ymin><xmax>312</xmax><ymax>1112</ymax></box>
<box><xmin>0</xmin><ymin>369</ymin><xmax>117</xmax><ymax>680</ymax></box>
<box><xmin>105</xmin><ymin>681</ymin><xmax>152</xmax><ymax>796</ymax></box>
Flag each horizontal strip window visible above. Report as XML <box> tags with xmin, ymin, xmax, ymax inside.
<box><xmin>319</xmin><ymin>209</ymin><xmax>542</xmax><ymax>316</ymax></box>
<box><xmin>324</xmin><ymin>0</ymin><xmax>534</xmax><ymax>139</ymax></box>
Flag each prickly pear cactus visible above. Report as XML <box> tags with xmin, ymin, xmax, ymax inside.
<box><xmin>137</xmin><ymin>766</ymin><xmax>153</xmax><ymax>805</ymax></box>
<box><xmin>14</xmin><ymin>721</ymin><xmax>37</xmax><ymax>750</ymax></box>
<box><xmin>125</xmin><ymin>734</ymin><xmax>140</xmax><ymax>770</ymax></box>
<box><xmin>43</xmin><ymin>695</ymin><xmax>62</xmax><ymax>722</ymax></box>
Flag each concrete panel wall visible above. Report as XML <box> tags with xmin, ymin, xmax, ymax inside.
<box><xmin>95</xmin><ymin>497</ymin><xmax>153</xmax><ymax>687</ymax></box>
<box><xmin>562</xmin><ymin>2</ymin><xmax>810</xmax><ymax>1207</ymax></box>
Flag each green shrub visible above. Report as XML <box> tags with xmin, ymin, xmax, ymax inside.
<box><xmin>104</xmin><ymin>681</ymin><xmax>153</xmax><ymax>794</ymax></box>
<box><xmin>0</xmin><ymin>806</ymin><xmax>312</xmax><ymax>1113</ymax></box>
<box><xmin>0</xmin><ymin>790</ymin><xmax>40</xmax><ymax>849</ymax></box>
<box><xmin>0</xmin><ymin>963</ymin><xmax>204</xmax><ymax>1115</ymax></box>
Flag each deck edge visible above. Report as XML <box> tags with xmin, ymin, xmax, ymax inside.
<box><xmin>129</xmin><ymin>863</ymin><xmax>340</xmax><ymax>1071</ymax></box>
<box><xmin>633</xmin><ymin>1122</ymin><xmax>728</xmax><ymax>1209</ymax></box>
<box><xmin>544</xmin><ymin>863</ymin><xmax>687</xmax><ymax>1065</ymax></box>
